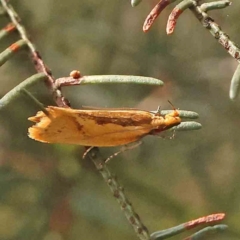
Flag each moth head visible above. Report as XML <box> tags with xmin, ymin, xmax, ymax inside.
<box><xmin>151</xmin><ymin>108</ymin><xmax>181</xmax><ymax>136</ymax></box>
<box><xmin>163</xmin><ymin>109</ymin><xmax>181</xmax><ymax>130</ymax></box>
<box><xmin>163</xmin><ymin>100</ymin><xmax>181</xmax><ymax>128</ymax></box>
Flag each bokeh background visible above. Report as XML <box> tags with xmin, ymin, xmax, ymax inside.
<box><xmin>0</xmin><ymin>0</ymin><xmax>240</xmax><ymax>239</ymax></box>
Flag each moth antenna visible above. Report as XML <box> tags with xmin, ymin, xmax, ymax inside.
<box><xmin>167</xmin><ymin>100</ymin><xmax>176</xmax><ymax>110</ymax></box>
<box><xmin>21</xmin><ymin>89</ymin><xmax>50</xmax><ymax>118</ymax></box>
<box><xmin>167</xmin><ymin>100</ymin><xmax>179</xmax><ymax>117</ymax></box>
<box><xmin>105</xmin><ymin>141</ymin><xmax>142</xmax><ymax>164</ymax></box>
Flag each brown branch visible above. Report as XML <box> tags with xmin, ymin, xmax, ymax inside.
<box><xmin>87</xmin><ymin>147</ymin><xmax>150</xmax><ymax>240</ymax></box>
<box><xmin>189</xmin><ymin>0</ymin><xmax>240</xmax><ymax>63</ymax></box>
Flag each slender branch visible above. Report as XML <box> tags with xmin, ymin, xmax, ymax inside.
<box><xmin>0</xmin><ymin>0</ymin><xmax>69</xmax><ymax>107</ymax></box>
<box><xmin>143</xmin><ymin>0</ymin><xmax>239</xmax><ymax>61</ymax></box>
<box><xmin>143</xmin><ymin>0</ymin><xmax>240</xmax><ymax>98</ymax></box>
<box><xmin>87</xmin><ymin>147</ymin><xmax>150</xmax><ymax>240</ymax></box>
<box><xmin>189</xmin><ymin>1</ymin><xmax>240</xmax><ymax>63</ymax></box>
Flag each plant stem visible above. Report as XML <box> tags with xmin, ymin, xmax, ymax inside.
<box><xmin>87</xmin><ymin>147</ymin><xmax>150</xmax><ymax>240</ymax></box>
<box><xmin>0</xmin><ymin>0</ymin><xmax>70</xmax><ymax>107</ymax></box>
<box><xmin>190</xmin><ymin>0</ymin><xmax>240</xmax><ymax>63</ymax></box>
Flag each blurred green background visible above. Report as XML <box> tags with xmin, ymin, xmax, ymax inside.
<box><xmin>0</xmin><ymin>0</ymin><xmax>240</xmax><ymax>239</ymax></box>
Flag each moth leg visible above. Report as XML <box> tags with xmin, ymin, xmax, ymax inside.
<box><xmin>152</xmin><ymin>128</ymin><xmax>176</xmax><ymax>140</ymax></box>
<box><xmin>169</xmin><ymin>129</ymin><xmax>176</xmax><ymax>140</ymax></box>
<box><xmin>105</xmin><ymin>141</ymin><xmax>142</xmax><ymax>164</ymax></box>
<box><xmin>82</xmin><ymin>146</ymin><xmax>95</xmax><ymax>159</ymax></box>
<box><xmin>163</xmin><ymin>129</ymin><xmax>176</xmax><ymax>140</ymax></box>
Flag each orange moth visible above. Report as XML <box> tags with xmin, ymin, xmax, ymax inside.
<box><xmin>28</xmin><ymin>106</ymin><xmax>181</xmax><ymax>147</ymax></box>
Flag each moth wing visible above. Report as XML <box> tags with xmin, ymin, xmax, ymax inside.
<box><xmin>81</xmin><ymin>106</ymin><xmax>139</xmax><ymax>111</ymax></box>
<box><xmin>28</xmin><ymin>107</ymin><xmax>83</xmax><ymax>144</ymax></box>
<box><xmin>76</xmin><ymin>120</ymin><xmax>153</xmax><ymax>146</ymax></box>
<box><xmin>28</xmin><ymin>107</ymin><xmax>154</xmax><ymax>147</ymax></box>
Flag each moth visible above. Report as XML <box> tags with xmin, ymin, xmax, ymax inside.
<box><xmin>28</xmin><ymin>106</ymin><xmax>181</xmax><ymax>147</ymax></box>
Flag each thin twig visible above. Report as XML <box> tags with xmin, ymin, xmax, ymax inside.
<box><xmin>87</xmin><ymin>147</ymin><xmax>150</xmax><ymax>240</ymax></box>
<box><xmin>189</xmin><ymin>0</ymin><xmax>240</xmax><ymax>63</ymax></box>
<box><xmin>0</xmin><ymin>0</ymin><xmax>69</xmax><ymax>107</ymax></box>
